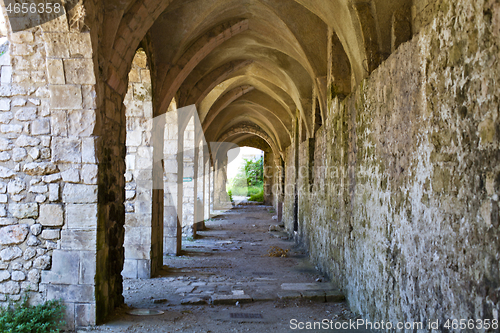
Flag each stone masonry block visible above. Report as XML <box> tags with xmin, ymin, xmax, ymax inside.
<box><xmin>122</xmin><ymin>259</ymin><xmax>138</xmax><ymax>279</ymax></box>
<box><xmin>68</xmin><ymin>33</ymin><xmax>93</xmax><ymax>58</ymax></box>
<box><xmin>49</xmin><ymin>184</ymin><xmax>60</xmax><ymax>202</ymax></box>
<box><xmin>41</xmin><ymin>229</ymin><xmax>60</xmax><ymax>240</ymax></box>
<box><xmin>38</xmin><ymin>204</ymin><xmax>64</xmax><ymax>226</ymax></box>
<box><xmin>41</xmin><ymin>250</ymin><xmax>79</xmax><ymax>285</ymax></box>
<box><xmin>124</xmin><ymin>226</ymin><xmax>141</xmax><ymax>244</ymax></box>
<box><xmin>82</xmin><ymin>138</ymin><xmax>96</xmax><ymax>163</ymax></box>
<box><xmin>60</xmin><ymin>230</ymin><xmax>96</xmax><ymax>251</ymax></box>
<box><xmin>8</xmin><ymin>203</ymin><xmax>38</xmax><ymax>218</ymax></box>
<box><xmin>64</xmin><ymin>59</ymin><xmax>96</xmax><ymax>84</ymax></box>
<box><xmin>52</xmin><ymin>137</ymin><xmax>81</xmax><ymax>163</ymax></box>
<box><xmin>78</xmin><ymin>251</ymin><xmax>96</xmax><ymax>285</ymax></box>
<box><xmin>45</xmin><ymin>284</ymin><xmax>94</xmax><ymax>303</ymax></box>
<box><xmin>46</xmin><ymin>59</ymin><xmax>65</xmax><ymax>84</ymax></box>
<box><xmin>49</xmin><ymin>85</ymin><xmax>82</xmax><ymax>110</ymax></box>
<box><xmin>66</xmin><ymin>204</ymin><xmax>97</xmax><ymax>229</ymax></box>
<box><xmin>43</xmin><ymin>33</ymin><xmax>70</xmax><ymax>58</ymax></box>
<box><xmin>63</xmin><ymin>184</ymin><xmax>97</xmax><ymax>204</ymax></box>
<box><xmin>31</xmin><ymin>118</ymin><xmax>51</xmax><ymax>135</ymax></box>
<box><xmin>75</xmin><ymin>303</ymin><xmax>96</xmax><ymax>327</ymax></box>
<box><xmin>124</xmin><ymin>243</ymin><xmax>149</xmax><ymax>260</ymax></box>
<box><xmin>68</xmin><ymin>110</ymin><xmax>95</xmax><ymax>137</ymax></box>
<box><xmin>81</xmin><ymin>165</ymin><xmax>98</xmax><ymax>185</ymax></box>
<box><xmin>0</xmin><ymin>99</ymin><xmax>10</xmax><ymax>111</ymax></box>
<box><xmin>137</xmin><ymin>260</ymin><xmax>151</xmax><ymax>279</ymax></box>
<box><xmin>51</xmin><ymin>110</ymin><xmax>67</xmax><ymax>136</ymax></box>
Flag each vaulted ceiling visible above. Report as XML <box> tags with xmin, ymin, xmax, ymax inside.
<box><xmin>99</xmin><ymin>0</ymin><xmax>413</xmax><ymax>157</ymax></box>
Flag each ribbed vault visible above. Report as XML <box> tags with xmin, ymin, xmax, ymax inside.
<box><xmin>99</xmin><ymin>0</ymin><xmax>412</xmax><ymax>166</ymax></box>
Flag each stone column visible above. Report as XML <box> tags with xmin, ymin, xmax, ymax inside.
<box><xmin>121</xmin><ymin>50</ymin><xmax>162</xmax><ymax>279</ymax></box>
<box><xmin>263</xmin><ymin>151</ymin><xmax>274</xmax><ymax>206</ymax></box>
<box><xmin>163</xmin><ymin>108</ymin><xmax>181</xmax><ymax>255</ymax></box>
<box><xmin>213</xmin><ymin>155</ymin><xmax>230</xmax><ymax>210</ymax></box>
<box><xmin>204</xmin><ymin>151</ymin><xmax>211</xmax><ymax>221</ymax></box>
<box><xmin>194</xmin><ymin>138</ymin><xmax>205</xmax><ymax>230</ymax></box>
<box><xmin>209</xmin><ymin>163</ymin><xmax>215</xmax><ymax>216</ymax></box>
<box><xmin>182</xmin><ymin>116</ymin><xmax>195</xmax><ymax>237</ymax></box>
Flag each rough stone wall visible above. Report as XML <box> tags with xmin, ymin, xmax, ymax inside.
<box><xmin>300</xmin><ymin>0</ymin><xmax>500</xmax><ymax>327</ymax></box>
<box><xmin>0</xmin><ymin>3</ymin><xmax>102</xmax><ymax>329</ymax></box>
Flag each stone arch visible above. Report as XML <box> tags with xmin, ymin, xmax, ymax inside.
<box><xmin>216</xmin><ymin>124</ymin><xmax>281</xmax><ymax>159</ymax></box>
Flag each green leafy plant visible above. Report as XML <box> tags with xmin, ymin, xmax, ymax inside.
<box><xmin>227</xmin><ymin>190</ymin><xmax>233</xmax><ymax>202</ymax></box>
<box><xmin>227</xmin><ymin>155</ymin><xmax>264</xmax><ymax>197</ymax></box>
<box><xmin>243</xmin><ymin>156</ymin><xmax>263</xmax><ymax>187</ymax></box>
<box><xmin>249</xmin><ymin>190</ymin><xmax>264</xmax><ymax>202</ymax></box>
<box><xmin>0</xmin><ymin>295</ymin><xmax>66</xmax><ymax>333</ymax></box>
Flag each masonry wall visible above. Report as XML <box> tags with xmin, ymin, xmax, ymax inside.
<box><xmin>0</xmin><ymin>3</ymin><xmax>103</xmax><ymax>329</ymax></box>
<box><xmin>295</xmin><ymin>0</ymin><xmax>500</xmax><ymax>326</ymax></box>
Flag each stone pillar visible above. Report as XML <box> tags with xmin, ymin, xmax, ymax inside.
<box><xmin>263</xmin><ymin>151</ymin><xmax>274</xmax><ymax>206</ymax></box>
<box><xmin>122</xmin><ymin>50</ymin><xmax>162</xmax><ymax>279</ymax></box>
<box><xmin>204</xmin><ymin>152</ymin><xmax>211</xmax><ymax>221</ymax></box>
<box><xmin>163</xmin><ymin>108</ymin><xmax>181</xmax><ymax>255</ymax></box>
<box><xmin>213</xmin><ymin>155</ymin><xmax>230</xmax><ymax>210</ymax></box>
<box><xmin>181</xmin><ymin>116</ymin><xmax>195</xmax><ymax>237</ymax></box>
<box><xmin>194</xmin><ymin>138</ymin><xmax>205</xmax><ymax>230</ymax></box>
<box><xmin>209</xmin><ymin>163</ymin><xmax>215</xmax><ymax>216</ymax></box>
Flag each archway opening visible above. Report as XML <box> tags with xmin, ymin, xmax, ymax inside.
<box><xmin>226</xmin><ymin>147</ymin><xmax>264</xmax><ymax>205</ymax></box>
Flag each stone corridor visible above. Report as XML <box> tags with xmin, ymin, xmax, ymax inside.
<box><xmin>0</xmin><ymin>0</ymin><xmax>498</xmax><ymax>332</ymax></box>
<box><xmin>94</xmin><ymin>205</ymin><xmax>367</xmax><ymax>333</ymax></box>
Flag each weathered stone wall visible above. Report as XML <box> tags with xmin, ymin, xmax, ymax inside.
<box><xmin>0</xmin><ymin>3</ymin><xmax>102</xmax><ymax>329</ymax></box>
<box><xmin>298</xmin><ymin>0</ymin><xmax>500</xmax><ymax>327</ymax></box>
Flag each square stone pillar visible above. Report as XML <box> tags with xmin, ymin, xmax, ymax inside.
<box><xmin>181</xmin><ymin>116</ymin><xmax>195</xmax><ymax>237</ymax></box>
<box><xmin>164</xmin><ymin>110</ymin><xmax>181</xmax><ymax>255</ymax></box>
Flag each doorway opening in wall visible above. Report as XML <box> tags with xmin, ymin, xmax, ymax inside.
<box><xmin>226</xmin><ymin>147</ymin><xmax>264</xmax><ymax>205</ymax></box>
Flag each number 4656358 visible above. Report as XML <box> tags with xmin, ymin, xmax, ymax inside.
<box><xmin>6</xmin><ymin>2</ymin><xmax>62</xmax><ymax>14</ymax></box>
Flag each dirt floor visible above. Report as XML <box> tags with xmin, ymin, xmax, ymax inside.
<box><xmin>88</xmin><ymin>205</ymin><xmax>373</xmax><ymax>333</ymax></box>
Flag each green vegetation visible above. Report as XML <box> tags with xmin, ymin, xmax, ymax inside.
<box><xmin>0</xmin><ymin>295</ymin><xmax>66</xmax><ymax>333</ymax></box>
<box><xmin>249</xmin><ymin>191</ymin><xmax>264</xmax><ymax>202</ymax></box>
<box><xmin>227</xmin><ymin>156</ymin><xmax>264</xmax><ymax>200</ymax></box>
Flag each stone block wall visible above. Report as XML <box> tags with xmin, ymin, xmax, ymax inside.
<box><xmin>294</xmin><ymin>0</ymin><xmax>500</xmax><ymax>326</ymax></box>
<box><xmin>0</xmin><ymin>4</ymin><xmax>101</xmax><ymax>328</ymax></box>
